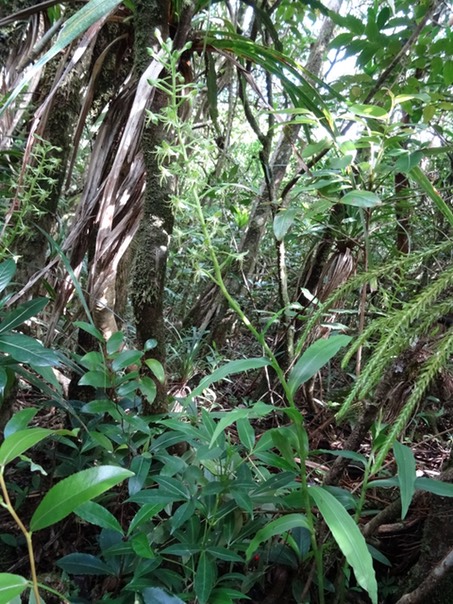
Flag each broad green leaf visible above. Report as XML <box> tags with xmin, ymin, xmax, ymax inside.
<box><xmin>79</xmin><ymin>351</ymin><xmax>104</xmax><ymax>371</ymax></box>
<box><xmin>443</xmin><ymin>60</ymin><xmax>453</xmax><ymax>86</ymax></box>
<box><xmin>288</xmin><ymin>336</ymin><xmax>351</xmax><ymax>396</ymax></box>
<box><xmin>394</xmin><ymin>151</ymin><xmax>423</xmax><ymax>174</ymax></box>
<box><xmin>415</xmin><ymin>477</ymin><xmax>453</xmax><ymax>497</ymax></box>
<box><xmin>75</xmin><ymin>501</ymin><xmax>123</xmax><ymax>534</ymax></box>
<box><xmin>0</xmin><ymin>334</ymin><xmax>60</xmax><ymax>367</ymax></box>
<box><xmin>0</xmin><ymin>298</ymin><xmax>49</xmax><ymax>335</ymax></box>
<box><xmin>245</xmin><ymin>514</ymin><xmax>309</xmax><ymax>561</ymax></box>
<box><xmin>309</xmin><ymin>486</ymin><xmax>377</xmax><ymax>604</ymax></box>
<box><xmin>1</xmin><ymin>0</ymin><xmax>124</xmax><ymax>115</ymax></box>
<box><xmin>142</xmin><ymin>587</ymin><xmax>185</xmax><ymax>604</ymax></box>
<box><xmin>208</xmin><ymin>402</ymin><xmax>274</xmax><ymax>447</ymax></box>
<box><xmin>0</xmin><ymin>428</ymin><xmax>53</xmax><ymax>466</ymax></box>
<box><xmin>394</xmin><ymin>441</ymin><xmax>416</xmax><ymax>519</ymax></box>
<box><xmin>111</xmin><ymin>349</ymin><xmax>143</xmax><ymax>371</ymax></box>
<box><xmin>189</xmin><ymin>357</ymin><xmax>271</xmax><ymax>402</ymax></box>
<box><xmin>0</xmin><ymin>260</ymin><xmax>16</xmax><ymax>293</ymax></box>
<box><xmin>56</xmin><ymin>553</ymin><xmax>113</xmax><ymax>576</ymax></box>
<box><xmin>4</xmin><ymin>408</ymin><xmax>38</xmax><ymax>438</ymax></box>
<box><xmin>73</xmin><ymin>321</ymin><xmax>104</xmax><ymax>342</ymax></box>
<box><xmin>170</xmin><ymin>500</ymin><xmax>196</xmax><ymax>533</ymax></box>
<box><xmin>273</xmin><ymin>208</ymin><xmax>297</xmax><ymax>241</ymax></box>
<box><xmin>194</xmin><ymin>552</ymin><xmax>216</xmax><ymax>604</ymax></box>
<box><xmin>144</xmin><ymin>358</ymin><xmax>165</xmax><ymax>383</ymax></box>
<box><xmin>30</xmin><ymin>465</ymin><xmax>133</xmax><ymax>531</ymax></box>
<box><xmin>139</xmin><ymin>376</ymin><xmax>157</xmax><ymax>403</ymax></box>
<box><xmin>106</xmin><ymin>331</ymin><xmax>124</xmax><ymax>355</ymax></box>
<box><xmin>78</xmin><ymin>370</ymin><xmax>110</xmax><ymax>388</ymax></box>
<box><xmin>349</xmin><ymin>104</ymin><xmax>388</xmax><ymax>120</ymax></box>
<box><xmin>0</xmin><ymin>573</ymin><xmax>29</xmax><ymax>603</ymax></box>
<box><xmin>341</xmin><ymin>190</ymin><xmax>381</xmax><ymax>208</ymax></box>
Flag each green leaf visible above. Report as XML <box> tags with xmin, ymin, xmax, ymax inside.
<box><xmin>111</xmin><ymin>350</ymin><xmax>143</xmax><ymax>371</ymax></box>
<box><xmin>153</xmin><ymin>476</ymin><xmax>189</xmax><ymax>500</ymax></box>
<box><xmin>131</xmin><ymin>532</ymin><xmax>155</xmax><ymax>559</ymax></box>
<box><xmin>4</xmin><ymin>409</ymin><xmax>38</xmax><ymax>438</ymax></box>
<box><xmin>79</xmin><ymin>351</ymin><xmax>104</xmax><ymax>371</ymax></box>
<box><xmin>30</xmin><ymin>465</ymin><xmax>133</xmax><ymax>531</ymax></box>
<box><xmin>236</xmin><ymin>418</ymin><xmax>255</xmax><ymax>451</ymax></box>
<box><xmin>273</xmin><ymin>208</ymin><xmax>297</xmax><ymax>241</ymax></box>
<box><xmin>74</xmin><ymin>501</ymin><xmax>124</xmax><ymax>534</ymax></box>
<box><xmin>78</xmin><ymin>370</ymin><xmax>110</xmax><ymax>388</ymax></box>
<box><xmin>208</xmin><ymin>402</ymin><xmax>274</xmax><ymax>447</ymax></box>
<box><xmin>0</xmin><ymin>573</ymin><xmax>29</xmax><ymax>603</ymax></box>
<box><xmin>314</xmin><ymin>449</ymin><xmax>367</xmax><ymax>466</ymax></box>
<box><xmin>128</xmin><ymin>455</ymin><xmax>151</xmax><ymax>496</ymax></box>
<box><xmin>127</xmin><ymin>503</ymin><xmax>167</xmax><ymax>536</ymax></box>
<box><xmin>1</xmin><ymin>0</ymin><xmax>124</xmax><ymax>115</ymax></box>
<box><xmin>309</xmin><ymin>486</ymin><xmax>377</xmax><ymax>604</ymax></box>
<box><xmin>106</xmin><ymin>331</ymin><xmax>124</xmax><ymax>355</ymax></box>
<box><xmin>0</xmin><ymin>428</ymin><xmax>53</xmax><ymax>466</ymax></box>
<box><xmin>394</xmin><ymin>151</ymin><xmax>423</xmax><ymax>174</ymax></box>
<box><xmin>349</xmin><ymin>104</ymin><xmax>388</xmax><ymax>120</ymax></box>
<box><xmin>56</xmin><ymin>553</ymin><xmax>113</xmax><ymax>576</ymax></box>
<box><xmin>341</xmin><ymin>190</ymin><xmax>381</xmax><ymax>208</ymax></box>
<box><xmin>0</xmin><ymin>298</ymin><xmax>49</xmax><ymax>335</ymax></box>
<box><xmin>194</xmin><ymin>552</ymin><xmax>216</xmax><ymax>604</ymax></box>
<box><xmin>0</xmin><ymin>260</ymin><xmax>16</xmax><ymax>293</ymax></box>
<box><xmin>394</xmin><ymin>441</ymin><xmax>416</xmax><ymax>519</ymax></box>
<box><xmin>409</xmin><ymin>166</ymin><xmax>453</xmax><ymax>227</ymax></box>
<box><xmin>189</xmin><ymin>357</ymin><xmax>271</xmax><ymax>402</ymax></box>
<box><xmin>206</xmin><ymin>547</ymin><xmax>243</xmax><ymax>562</ymax></box>
<box><xmin>144</xmin><ymin>358</ymin><xmax>165</xmax><ymax>383</ymax></box>
<box><xmin>73</xmin><ymin>321</ymin><xmax>104</xmax><ymax>342</ymax></box>
<box><xmin>288</xmin><ymin>336</ymin><xmax>351</xmax><ymax>396</ymax></box>
<box><xmin>443</xmin><ymin>60</ymin><xmax>453</xmax><ymax>86</ymax></box>
<box><xmin>245</xmin><ymin>514</ymin><xmax>309</xmax><ymax>561</ymax></box>
<box><xmin>415</xmin><ymin>477</ymin><xmax>453</xmax><ymax>497</ymax></box>
<box><xmin>139</xmin><ymin>376</ymin><xmax>157</xmax><ymax>403</ymax></box>
<box><xmin>0</xmin><ymin>334</ymin><xmax>60</xmax><ymax>367</ymax></box>
<box><xmin>142</xmin><ymin>587</ymin><xmax>185</xmax><ymax>604</ymax></box>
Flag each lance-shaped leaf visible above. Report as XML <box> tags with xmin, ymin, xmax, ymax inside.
<box><xmin>0</xmin><ymin>298</ymin><xmax>49</xmax><ymax>335</ymax></box>
<box><xmin>0</xmin><ymin>573</ymin><xmax>29</xmax><ymax>603</ymax></box>
<box><xmin>309</xmin><ymin>486</ymin><xmax>378</xmax><ymax>604</ymax></box>
<box><xmin>394</xmin><ymin>441</ymin><xmax>416</xmax><ymax>519</ymax></box>
<box><xmin>288</xmin><ymin>335</ymin><xmax>351</xmax><ymax>396</ymax></box>
<box><xmin>245</xmin><ymin>514</ymin><xmax>310</xmax><ymax>561</ymax></box>
<box><xmin>0</xmin><ymin>259</ymin><xmax>16</xmax><ymax>293</ymax></box>
<box><xmin>0</xmin><ymin>428</ymin><xmax>53</xmax><ymax>466</ymax></box>
<box><xmin>30</xmin><ymin>465</ymin><xmax>133</xmax><ymax>531</ymax></box>
<box><xmin>0</xmin><ymin>334</ymin><xmax>60</xmax><ymax>367</ymax></box>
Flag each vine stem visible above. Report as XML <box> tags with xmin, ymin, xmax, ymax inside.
<box><xmin>0</xmin><ymin>468</ymin><xmax>41</xmax><ymax>603</ymax></box>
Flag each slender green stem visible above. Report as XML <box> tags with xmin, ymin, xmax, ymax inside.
<box><xmin>0</xmin><ymin>469</ymin><xmax>41</xmax><ymax>603</ymax></box>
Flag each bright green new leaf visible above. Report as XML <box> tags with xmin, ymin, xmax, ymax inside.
<box><xmin>30</xmin><ymin>465</ymin><xmax>133</xmax><ymax>531</ymax></box>
<box><xmin>131</xmin><ymin>533</ymin><xmax>155</xmax><ymax>559</ymax></box>
<box><xmin>0</xmin><ymin>334</ymin><xmax>60</xmax><ymax>367</ymax></box>
<box><xmin>189</xmin><ymin>357</ymin><xmax>271</xmax><ymax>402</ymax></box>
<box><xmin>0</xmin><ymin>573</ymin><xmax>29</xmax><ymax>603</ymax></box>
<box><xmin>349</xmin><ymin>103</ymin><xmax>388</xmax><ymax>120</ymax></box>
<box><xmin>0</xmin><ymin>298</ymin><xmax>49</xmax><ymax>335</ymax></box>
<box><xmin>273</xmin><ymin>208</ymin><xmax>297</xmax><ymax>241</ymax></box>
<box><xmin>341</xmin><ymin>190</ymin><xmax>381</xmax><ymax>208</ymax></box>
<box><xmin>0</xmin><ymin>428</ymin><xmax>53</xmax><ymax>466</ymax></box>
<box><xmin>1</xmin><ymin>0</ymin><xmax>124</xmax><ymax>115</ymax></box>
<box><xmin>245</xmin><ymin>514</ymin><xmax>309</xmax><ymax>561</ymax></box>
<box><xmin>0</xmin><ymin>260</ymin><xmax>16</xmax><ymax>293</ymax></box>
<box><xmin>194</xmin><ymin>552</ymin><xmax>216</xmax><ymax>604</ymax></box>
<box><xmin>309</xmin><ymin>486</ymin><xmax>378</xmax><ymax>604</ymax></box>
<box><xmin>75</xmin><ymin>500</ymin><xmax>124</xmax><ymax>534</ymax></box>
<box><xmin>144</xmin><ymin>358</ymin><xmax>165</xmax><ymax>383</ymax></box>
<box><xmin>394</xmin><ymin>441</ymin><xmax>416</xmax><ymax>519</ymax></box>
<box><xmin>288</xmin><ymin>335</ymin><xmax>351</xmax><ymax>396</ymax></box>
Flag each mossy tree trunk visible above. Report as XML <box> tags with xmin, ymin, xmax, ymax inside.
<box><xmin>132</xmin><ymin>0</ymin><xmax>194</xmax><ymax>413</ymax></box>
